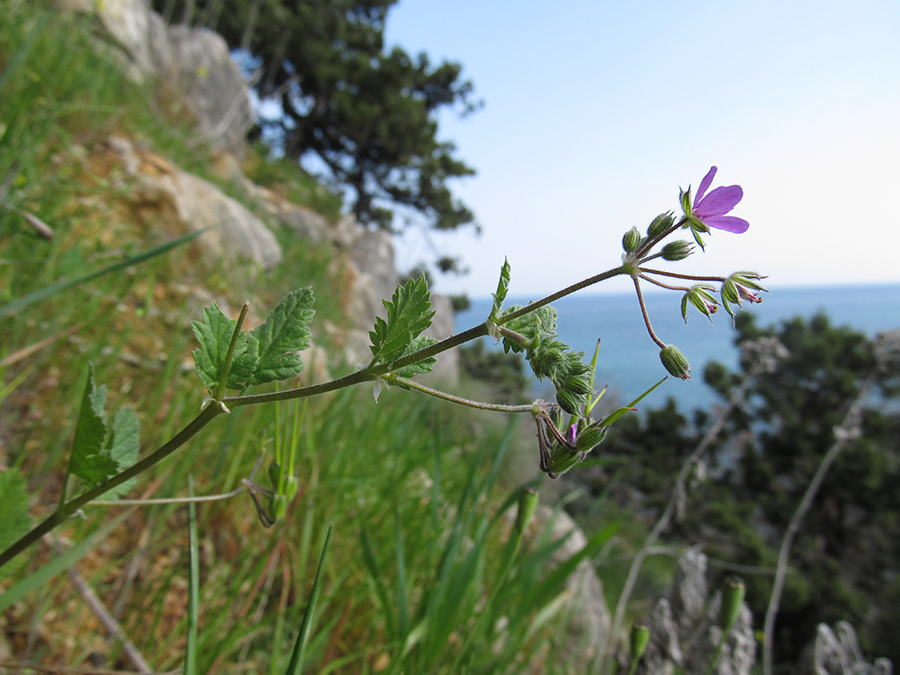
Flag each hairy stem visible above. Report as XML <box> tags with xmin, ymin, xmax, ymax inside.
<box><xmin>388</xmin><ymin>375</ymin><xmax>537</xmax><ymax>414</ymax></box>
<box><xmin>0</xmin><ymin>402</ymin><xmax>223</xmax><ymax>570</ymax></box>
<box><xmin>639</xmin><ymin>267</ymin><xmax>725</xmax><ymax>283</ymax></box>
<box><xmin>632</xmin><ymin>277</ymin><xmax>666</xmax><ymax>349</ymax></box>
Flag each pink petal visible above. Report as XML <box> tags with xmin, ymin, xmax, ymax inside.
<box><xmin>702</xmin><ymin>214</ymin><xmax>750</xmax><ymax>233</ymax></box>
<box><xmin>694</xmin><ymin>166</ymin><xmax>718</xmax><ymax>205</ymax></box>
<box><xmin>694</xmin><ymin>185</ymin><xmax>743</xmax><ymax>217</ymax></box>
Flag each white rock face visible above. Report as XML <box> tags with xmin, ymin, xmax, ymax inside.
<box><xmin>59</xmin><ymin>0</ymin><xmax>253</xmax><ymax>156</ymax></box>
<box><xmin>108</xmin><ymin>135</ymin><xmax>282</xmax><ymax>269</ymax></box>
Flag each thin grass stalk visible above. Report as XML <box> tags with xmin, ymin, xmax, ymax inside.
<box><xmin>184</xmin><ymin>476</ymin><xmax>199</xmax><ymax>675</ymax></box>
<box><xmin>285</xmin><ymin>523</ymin><xmax>333</xmax><ymax>675</ymax></box>
<box><xmin>762</xmin><ymin>376</ymin><xmax>874</xmax><ymax>675</ymax></box>
<box><xmin>599</xmin><ymin>371</ymin><xmax>756</xmax><ymax>674</ymax></box>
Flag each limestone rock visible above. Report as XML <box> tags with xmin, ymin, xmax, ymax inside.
<box><xmin>108</xmin><ymin>135</ymin><xmax>282</xmax><ymax>269</ymax></box>
<box><xmin>638</xmin><ymin>548</ymin><xmax>756</xmax><ymax>675</ymax></box>
<box><xmin>58</xmin><ymin>0</ymin><xmax>252</xmax><ymax>156</ymax></box>
<box><xmin>797</xmin><ymin>621</ymin><xmax>893</xmax><ymax>675</ymax></box>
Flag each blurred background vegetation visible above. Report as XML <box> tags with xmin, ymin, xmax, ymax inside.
<box><xmin>2</xmin><ymin>1</ymin><xmax>900</xmax><ymax>672</ymax></box>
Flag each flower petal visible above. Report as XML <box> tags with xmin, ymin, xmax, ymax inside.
<box><xmin>701</xmin><ymin>214</ymin><xmax>750</xmax><ymax>233</ymax></box>
<box><xmin>694</xmin><ymin>166</ymin><xmax>718</xmax><ymax>205</ymax></box>
<box><xmin>694</xmin><ymin>184</ymin><xmax>743</xmax><ymax>217</ymax></box>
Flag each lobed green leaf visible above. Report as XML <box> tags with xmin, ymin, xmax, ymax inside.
<box><xmin>489</xmin><ymin>258</ymin><xmax>512</xmax><ymax>322</ymax></box>
<box><xmin>369</xmin><ymin>276</ymin><xmax>434</xmax><ymax>366</ymax></box>
<box><xmin>191</xmin><ymin>302</ymin><xmax>256</xmax><ymax>394</ymax></box>
<box><xmin>249</xmin><ymin>287</ymin><xmax>315</xmax><ymax>386</ymax></box>
<box><xmin>67</xmin><ymin>364</ymin><xmax>117</xmax><ymax>487</ymax></box>
<box><xmin>103</xmin><ymin>408</ymin><xmax>140</xmax><ymax>499</ymax></box>
<box><xmin>393</xmin><ymin>336</ymin><xmax>439</xmax><ymax>378</ymax></box>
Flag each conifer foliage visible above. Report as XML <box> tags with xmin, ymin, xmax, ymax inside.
<box><xmin>154</xmin><ymin>0</ymin><xmax>480</xmax><ymax>233</ymax></box>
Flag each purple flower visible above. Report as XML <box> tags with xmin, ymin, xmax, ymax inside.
<box><xmin>687</xmin><ymin>166</ymin><xmax>749</xmax><ymax>234</ymax></box>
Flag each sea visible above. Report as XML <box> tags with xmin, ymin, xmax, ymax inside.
<box><xmin>453</xmin><ymin>284</ymin><xmax>900</xmax><ymax>414</ymax></box>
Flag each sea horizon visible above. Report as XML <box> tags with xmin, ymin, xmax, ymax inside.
<box><xmin>453</xmin><ymin>282</ymin><xmax>900</xmax><ymax>414</ymax></box>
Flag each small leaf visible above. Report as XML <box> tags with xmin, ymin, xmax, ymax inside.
<box><xmin>489</xmin><ymin>258</ymin><xmax>512</xmax><ymax>322</ymax></box>
<box><xmin>0</xmin><ymin>468</ymin><xmax>32</xmax><ymax>580</ymax></box>
<box><xmin>393</xmin><ymin>336</ymin><xmax>438</xmax><ymax>378</ymax></box>
<box><xmin>369</xmin><ymin>276</ymin><xmax>434</xmax><ymax>365</ymax></box>
<box><xmin>191</xmin><ymin>302</ymin><xmax>257</xmax><ymax>394</ymax></box>
<box><xmin>104</xmin><ymin>408</ymin><xmax>140</xmax><ymax>499</ymax></box>
<box><xmin>249</xmin><ymin>287</ymin><xmax>315</xmax><ymax>385</ymax></box>
<box><xmin>67</xmin><ymin>365</ymin><xmax>116</xmax><ymax>487</ymax></box>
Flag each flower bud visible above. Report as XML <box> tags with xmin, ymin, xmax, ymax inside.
<box><xmin>515</xmin><ymin>487</ymin><xmax>539</xmax><ymax>536</ymax></box>
<box><xmin>562</xmin><ymin>373</ymin><xmax>595</xmax><ymax>397</ymax></box>
<box><xmin>575</xmin><ymin>425</ymin><xmax>607</xmax><ymax>453</ymax></box>
<box><xmin>544</xmin><ymin>443</ymin><xmax>584</xmax><ymax>478</ymax></box>
<box><xmin>661</xmin><ymin>240</ymin><xmax>694</xmax><ymax>261</ymax></box>
<box><xmin>268</xmin><ymin>461</ymin><xmax>282</xmax><ymax>489</ymax></box>
<box><xmin>556</xmin><ymin>388</ymin><xmax>583</xmax><ymax>415</ymax></box>
<box><xmin>647</xmin><ymin>211</ymin><xmax>675</xmax><ymax>239</ymax></box>
<box><xmin>268</xmin><ymin>494</ymin><xmax>287</xmax><ymax>523</ymax></box>
<box><xmin>285</xmin><ymin>475</ymin><xmax>299</xmax><ymax>502</ymax></box>
<box><xmin>660</xmin><ymin>345</ymin><xmax>691</xmax><ymax>380</ymax></box>
<box><xmin>720</xmin><ymin>576</ymin><xmax>745</xmax><ymax>631</ymax></box>
<box><xmin>622</xmin><ymin>226</ymin><xmax>642</xmax><ymax>253</ymax></box>
<box><xmin>630</xmin><ymin>623</ymin><xmax>650</xmax><ymax>660</ymax></box>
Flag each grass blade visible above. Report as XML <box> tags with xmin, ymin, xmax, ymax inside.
<box><xmin>184</xmin><ymin>477</ymin><xmax>199</xmax><ymax>675</ymax></box>
<box><xmin>0</xmin><ymin>229</ymin><xmax>205</xmax><ymax>318</ymax></box>
<box><xmin>285</xmin><ymin>523</ymin><xmax>333</xmax><ymax>675</ymax></box>
<box><xmin>0</xmin><ymin>510</ymin><xmax>130</xmax><ymax>613</ymax></box>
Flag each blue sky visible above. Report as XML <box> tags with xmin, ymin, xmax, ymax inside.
<box><xmin>384</xmin><ymin>0</ymin><xmax>900</xmax><ymax>298</ymax></box>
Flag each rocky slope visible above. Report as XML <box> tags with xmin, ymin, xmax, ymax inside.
<box><xmin>57</xmin><ymin>0</ymin><xmax>458</xmax><ymax>381</ymax></box>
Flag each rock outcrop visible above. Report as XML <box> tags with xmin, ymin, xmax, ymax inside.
<box><xmin>59</xmin><ymin>0</ymin><xmax>253</xmax><ymax>157</ymax></box>
<box><xmin>636</xmin><ymin>549</ymin><xmax>755</xmax><ymax>675</ymax></box>
<box><xmin>59</xmin><ymin>0</ymin><xmax>458</xmax><ymax>380</ymax></box>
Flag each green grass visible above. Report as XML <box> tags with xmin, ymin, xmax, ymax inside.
<box><xmin>0</xmin><ymin>3</ymin><xmax>622</xmax><ymax>672</ymax></box>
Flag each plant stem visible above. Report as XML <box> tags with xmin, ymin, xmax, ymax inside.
<box><xmin>496</xmin><ymin>266</ymin><xmax>629</xmax><ymax>325</ymax></box>
<box><xmin>639</xmin><ymin>267</ymin><xmax>724</xmax><ymax>283</ymax></box>
<box><xmin>632</xmin><ymin>277</ymin><xmax>666</xmax><ymax>349</ymax></box>
<box><xmin>0</xmin><ymin>401</ymin><xmax>223</xmax><ymax>570</ymax></box>
<box><xmin>388</xmin><ymin>375</ymin><xmax>537</xmax><ymax>414</ymax></box>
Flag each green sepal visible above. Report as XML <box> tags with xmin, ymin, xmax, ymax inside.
<box><xmin>514</xmin><ymin>487</ymin><xmax>539</xmax><ymax>536</ymax></box>
<box><xmin>720</xmin><ymin>576</ymin><xmax>745</xmax><ymax>631</ymax></box>
<box><xmin>574</xmin><ymin>426</ymin><xmax>607</xmax><ymax>453</ymax></box>
<box><xmin>545</xmin><ymin>444</ymin><xmax>585</xmax><ymax>478</ymax></box>
<box><xmin>630</xmin><ymin>624</ymin><xmax>650</xmax><ymax>660</ymax></box>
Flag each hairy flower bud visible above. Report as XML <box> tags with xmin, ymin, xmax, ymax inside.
<box><xmin>544</xmin><ymin>443</ymin><xmax>584</xmax><ymax>478</ymax></box>
<box><xmin>622</xmin><ymin>226</ymin><xmax>641</xmax><ymax>253</ymax></box>
<box><xmin>660</xmin><ymin>345</ymin><xmax>691</xmax><ymax>380</ymax></box>
<box><xmin>662</xmin><ymin>240</ymin><xmax>694</xmax><ymax>261</ymax></box>
<box><xmin>630</xmin><ymin>623</ymin><xmax>650</xmax><ymax>660</ymax></box>
<box><xmin>556</xmin><ymin>388</ymin><xmax>583</xmax><ymax>415</ymax></box>
<box><xmin>720</xmin><ymin>576</ymin><xmax>745</xmax><ymax>631</ymax></box>
<box><xmin>575</xmin><ymin>425</ymin><xmax>607</xmax><ymax>453</ymax></box>
<box><xmin>647</xmin><ymin>211</ymin><xmax>675</xmax><ymax>239</ymax></box>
